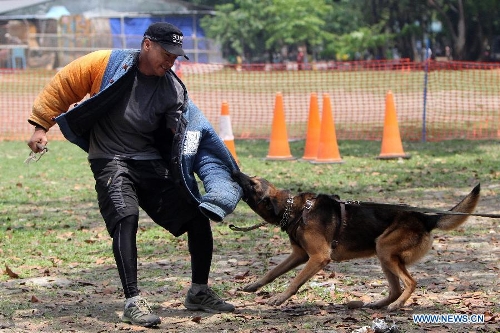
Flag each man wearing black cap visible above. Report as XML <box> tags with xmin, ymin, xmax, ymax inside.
<box><xmin>26</xmin><ymin>22</ymin><xmax>242</xmax><ymax>328</ymax></box>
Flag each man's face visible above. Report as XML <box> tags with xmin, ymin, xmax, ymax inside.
<box><xmin>139</xmin><ymin>38</ymin><xmax>178</xmax><ymax>76</ymax></box>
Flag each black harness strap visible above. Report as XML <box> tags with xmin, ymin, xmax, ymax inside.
<box><xmin>332</xmin><ymin>201</ymin><xmax>347</xmax><ymax>249</ymax></box>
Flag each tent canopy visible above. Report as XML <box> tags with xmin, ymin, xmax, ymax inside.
<box><xmin>0</xmin><ymin>0</ymin><xmax>51</xmax><ymax>15</ymax></box>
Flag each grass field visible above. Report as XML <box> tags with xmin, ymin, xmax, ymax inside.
<box><xmin>0</xmin><ymin>139</ymin><xmax>499</xmax><ymax>332</ymax></box>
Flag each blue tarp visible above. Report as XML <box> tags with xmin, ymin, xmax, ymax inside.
<box><xmin>109</xmin><ymin>17</ymin><xmax>207</xmax><ymax>62</ymax></box>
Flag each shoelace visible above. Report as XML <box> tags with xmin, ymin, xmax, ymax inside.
<box><xmin>201</xmin><ymin>288</ymin><xmax>224</xmax><ymax>305</ymax></box>
<box><xmin>133</xmin><ymin>298</ymin><xmax>153</xmax><ymax>314</ymax></box>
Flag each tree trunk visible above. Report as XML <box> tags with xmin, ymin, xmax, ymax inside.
<box><xmin>428</xmin><ymin>0</ymin><xmax>466</xmax><ymax>60</ymax></box>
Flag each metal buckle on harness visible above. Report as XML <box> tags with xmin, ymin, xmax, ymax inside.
<box><xmin>304</xmin><ymin>199</ymin><xmax>314</xmax><ymax>210</ymax></box>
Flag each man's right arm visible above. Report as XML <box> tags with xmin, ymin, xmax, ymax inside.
<box><xmin>27</xmin><ymin>50</ymin><xmax>111</xmax><ymax>153</ymax></box>
<box><xmin>28</xmin><ymin>50</ymin><xmax>111</xmax><ymax>131</ymax></box>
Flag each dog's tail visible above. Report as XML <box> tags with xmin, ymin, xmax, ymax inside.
<box><xmin>435</xmin><ymin>184</ymin><xmax>480</xmax><ymax>231</ymax></box>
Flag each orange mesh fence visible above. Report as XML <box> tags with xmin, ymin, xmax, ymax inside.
<box><xmin>2</xmin><ymin>59</ymin><xmax>500</xmax><ymax>142</ymax></box>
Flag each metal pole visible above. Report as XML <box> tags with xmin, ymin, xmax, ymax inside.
<box><xmin>422</xmin><ymin>38</ymin><xmax>430</xmax><ymax>142</ymax></box>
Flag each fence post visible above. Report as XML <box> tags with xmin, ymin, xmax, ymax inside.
<box><xmin>422</xmin><ymin>38</ymin><xmax>430</xmax><ymax>142</ymax></box>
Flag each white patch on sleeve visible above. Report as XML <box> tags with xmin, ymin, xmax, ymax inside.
<box><xmin>183</xmin><ymin>131</ymin><xmax>201</xmax><ymax>155</ymax></box>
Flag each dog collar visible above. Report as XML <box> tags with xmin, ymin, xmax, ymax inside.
<box><xmin>279</xmin><ymin>196</ymin><xmax>316</xmax><ymax>231</ymax></box>
<box><xmin>279</xmin><ymin>195</ymin><xmax>294</xmax><ymax>229</ymax></box>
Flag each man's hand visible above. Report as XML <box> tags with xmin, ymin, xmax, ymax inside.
<box><xmin>27</xmin><ymin>126</ymin><xmax>48</xmax><ymax>152</ymax></box>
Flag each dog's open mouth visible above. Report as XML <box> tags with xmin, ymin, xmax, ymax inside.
<box><xmin>232</xmin><ymin>171</ymin><xmax>252</xmax><ymax>201</ymax></box>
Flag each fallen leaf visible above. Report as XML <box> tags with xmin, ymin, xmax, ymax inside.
<box><xmin>95</xmin><ymin>258</ymin><xmax>106</xmax><ymax>265</ymax></box>
<box><xmin>56</xmin><ymin>231</ymin><xmax>74</xmax><ymax>240</ymax></box>
<box><xmin>192</xmin><ymin>316</ymin><xmax>202</xmax><ymax>323</ymax></box>
<box><xmin>77</xmin><ymin>280</ymin><xmax>97</xmax><ymax>286</ymax></box>
<box><xmin>234</xmin><ymin>270</ymin><xmax>249</xmax><ymax>279</ymax></box>
<box><xmin>254</xmin><ymin>296</ymin><xmax>268</xmax><ymax>305</ymax></box>
<box><xmin>30</xmin><ymin>295</ymin><xmax>40</xmax><ymax>303</ymax></box>
<box><xmin>227</xmin><ymin>288</ymin><xmax>238</xmax><ymax>296</ymax></box>
<box><xmin>4</xmin><ymin>264</ymin><xmax>20</xmax><ymax>278</ymax></box>
<box><xmin>484</xmin><ymin>311</ymin><xmax>496</xmax><ymax>322</ymax></box>
<box><xmin>446</xmin><ymin>298</ymin><xmax>462</xmax><ymax>304</ymax></box>
<box><xmin>346</xmin><ymin>300</ymin><xmax>364</xmax><ymax>309</ymax></box>
<box><xmin>101</xmin><ymin>287</ymin><xmax>114</xmax><ymax>295</ymax></box>
<box><xmin>341</xmin><ymin>316</ymin><xmax>359</xmax><ymax>322</ymax></box>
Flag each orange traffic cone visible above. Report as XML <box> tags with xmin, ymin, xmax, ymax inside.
<box><xmin>377</xmin><ymin>90</ymin><xmax>410</xmax><ymax>159</ymax></box>
<box><xmin>301</xmin><ymin>92</ymin><xmax>321</xmax><ymax>160</ymax></box>
<box><xmin>219</xmin><ymin>101</ymin><xmax>239</xmax><ymax>164</ymax></box>
<box><xmin>312</xmin><ymin>93</ymin><xmax>343</xmax><ymax>164</ymax></box>
<box><xmin>266</xmin><ymin>92</ymin><xmax>294</xmax><ymax>160</ymax></box>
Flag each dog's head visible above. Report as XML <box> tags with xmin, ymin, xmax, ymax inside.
<box><xmin>232</xmin><ymin>170</ymin><xmax>290</xmax><ymax>225</ymax></box>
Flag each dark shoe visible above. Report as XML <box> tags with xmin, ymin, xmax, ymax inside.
<box><xmin>184</xmin><ymin>287</ymin><xmax>235</xmax><ymax>313</ymax></box>
<box><xmin>122</xmin><ymin>297</ymin><xmax>161</xmax><ymax>327</ymax></box>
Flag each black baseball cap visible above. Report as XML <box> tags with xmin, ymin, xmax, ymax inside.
<box><xmin>144</xmin><ymin>22</ymin><xmax>189</xmax><ymax>60</ymax></box>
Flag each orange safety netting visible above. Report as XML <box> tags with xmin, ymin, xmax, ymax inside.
<box><xmin>2</xmin><ymin>59</ymin><xmax>500</xmax><ymax>142</ymax></box>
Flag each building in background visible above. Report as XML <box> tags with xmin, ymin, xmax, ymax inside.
<box><xmin>0</xmin><ymin>0</ymin><xmax>219</xmax><ymax>69</ymax></box>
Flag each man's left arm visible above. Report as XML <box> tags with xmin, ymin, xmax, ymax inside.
<box><xmin>194</xmin><ymin>132</ymin><xmax>243</xmax><ymax>222</ymax></box>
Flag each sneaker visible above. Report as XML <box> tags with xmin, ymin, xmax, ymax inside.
<box><xmin>184</xmin><ymin>287</ymin><xmax>235</xmax><ymax>313</ymax></box>
<box><xmin>121</xmin><ymin>297</ymin><xmax>161</xmax><ymax>327</ymax></box>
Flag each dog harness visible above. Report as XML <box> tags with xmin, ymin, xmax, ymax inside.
<box><xmin>332</xmin><ymin>199</ymin><xmax>349</xmax><ymax>249</ymax></box>
<box><xmin>281</xmin><ymin>195</ymin><xmax>348</xmax><ymax>249</ymax></box>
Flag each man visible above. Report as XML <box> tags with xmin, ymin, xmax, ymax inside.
<box><xmin>27</xmin><ymin>22</ymin><xmax>242</xmax><ymax>328</ymax></box>
<box><xmin>296</xmin><ymin>48</ymin><xmax>304</xmax><ymax>70</ymax></box>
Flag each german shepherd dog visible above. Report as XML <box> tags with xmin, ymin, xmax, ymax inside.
<box><xmin>232</xmin><ymin>171</ymin><xmax>480</xmax><ymax>310</ymax></box>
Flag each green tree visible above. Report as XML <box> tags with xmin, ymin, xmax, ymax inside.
<box><xmin>429</xmin><ymin>0</ymin><xmax>500</xmax><ymax>60</ymax></box>
<box><xmin>354</xmin><ymin>0</ymin><xmax>429</xmax><ymax>60</ymax></box>
<box><xmin>196</xmin><ymin>0</ymin><xmax>500</xmax><ymax>62</ymax></box>
<box><xmin>200</xmin><ymin>0</ymin><xmax>330</xmax><ymax>63</ymax></box>
<box><xmin>263</xmin><ymin>0</ymin><xmax>330</xmax><ymax>57</ymax></box>
<box><xmin>200</xmin><ymin>1</ymin><xmax>270</xmax><ymax>62</ymax></box>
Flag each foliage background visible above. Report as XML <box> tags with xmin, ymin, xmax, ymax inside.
<box><xmin>187</xmin><ymin>0</ymin><xmax>500</xmax><ymax>62</ymax></box>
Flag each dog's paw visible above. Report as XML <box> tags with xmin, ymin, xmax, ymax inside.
<box><xmin>267</xmin><ymin>294</ymin><xmax>288</xmax><ymax>306</ymax></box>
<box><xmin>387</xmin><ymin>302</ymin><xmax>403</xmax><ymax>311</ymax></box>
<box><xmin>242</xmin><ymin>282</ymin><xmax>261</xmax><ymax>292</ymax></box>
<box><xmin>365</xmin><ymin>301</ymin><xmax>384</xmax><ymax>309</ymax></box>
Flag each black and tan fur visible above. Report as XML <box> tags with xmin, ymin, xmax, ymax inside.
<box><xmin>232</xmin><ymin>171</ymin><xmax>480</xmax><ymax>310</ymax></box>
